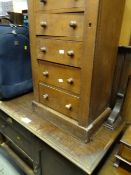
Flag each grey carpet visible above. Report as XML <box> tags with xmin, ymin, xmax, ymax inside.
<box><xmin>0</xmin><ymin>147</ymin><xmax>26</xmax><ymax>175</ymax></box>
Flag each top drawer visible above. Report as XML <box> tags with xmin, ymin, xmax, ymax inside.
<box><xmin>35</xmin><ymin>0</ymin><xmax>85</xmax><ymax>11</ymax></box>
<box><xmin>36</xmin><ymin>13</ymin><xmax>84</xmax><ymax>40</ymax></box>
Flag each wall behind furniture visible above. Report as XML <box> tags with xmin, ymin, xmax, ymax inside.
<box><xmin>122</xmin><ymin>78</ymin><xmax>131</xmax><ymax>124</ymax></box>
<box><xmin>13</xmin><ymin>0</ymin><xmax>27</xmax><ymax>12</ymax></box>
<box><xmin>0</xmin><ymin>0</ymin><xmax>13</xmax><ymax>16</ymax></box>
<box><xmin>119</xmin><ymin>0</ymin><xmax>131</xmax><ymax>46</ymax></box>
<box><xmin>120</xmin><ymin>0</ymin><xmax>131</xmax><ymax>123</ymax></box>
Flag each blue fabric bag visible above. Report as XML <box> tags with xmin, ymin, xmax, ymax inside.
<box><xmin>0</xmin><ymin>19</ymin><xmax>32</xmax><ymax>100</ymax></box>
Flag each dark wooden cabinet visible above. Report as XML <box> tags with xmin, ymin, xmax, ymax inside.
<box><xmin>0</xmin><ymin>110</ymin><xmax>87</xmax><ymax>175</ymax></box>
<box><xmin>28</xmin><ymin>0</ymin><xmax>125</xmax><ymax>142</ymax></box>
<box><xmin>41</xmin><ymin>144</ymin><xmax>86</xmax><ymax>175</ymax></box>
<box><xmin>0</xmin><ymin>110</ymin><xmax>42</xmax><ymax>175</ymax></box>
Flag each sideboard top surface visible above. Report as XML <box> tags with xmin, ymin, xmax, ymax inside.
<box><xmin>0</xmin><ymin>93</ymin><xmax>125</xmax><ymax>174</ymax></box>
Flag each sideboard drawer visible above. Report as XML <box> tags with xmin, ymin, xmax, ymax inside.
<box><xmin>0</xmin><ymin>117</ymin><xmax>6</xmax><ymax>131</ymax></box>
<box><xmin>38</xmin><ymin>60</ymin><xmax>81</xmax><ymax>94</ymax></box>
<box><xmin>35</xmin><ymin>0</ymin><xmax>85</xmax><ymax>11</ymax></box>
<box><xmin>39</xmin><ymin>83</ymin><xmax>79</xmax><ymax>120</ymax></box>
<box><xmin>36</xmin><ymin>13</ymin><xmax>84</xmax><ymax>40</ymax></box>
<box><xmin>0</xmin><ymin>121</ymin><xmax>33</xmax><ymax>159</ymax></box>
<box><xmin>37</xmin><ymin>37</ymin><xmax>83</xmax><ymax>67</ymax></box>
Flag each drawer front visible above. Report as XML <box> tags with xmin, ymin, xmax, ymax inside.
<box><xmin>5</xmin><ymin>127</ymin><xmax>32</xmax><ymax>156</ymax></box>
<box><xmin>39</xmin><ymin>83</ymin><xmax>79</xmax><ymax>120</ymax></box>
<box><xmin>35</xmin><ymin>0</ymin><xmax>85</xmax><ymax>11</ymax></box>
<box><xmin>37</xmin><ymin>38</ymin><xmax>83</xmax><ymax>67</ymax></box>
<box><xmin>36</xmin><ymin>14</ymin><xmax>84</xmax><ymax>39</ymax></box>
<box><xmin>121</xmin><ymin>146</ymin><xmax>131</xmax><ymax>162</ymax></box>
<box><xmin>0</xmin><ymin>117</ymin><xmax>33</xmax><ymax>159</ymax></box>
<box><xmin>38</xmin><ymin>60</ymin><xmax>81</xmax><ymax>94</ymax></box>
<box><xmin>0</xmin><ymin>117</ymin><xmax>6</xmax><ymax>131</ymax></box>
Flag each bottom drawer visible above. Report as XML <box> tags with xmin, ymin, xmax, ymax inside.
<box><xmin>0</xmin><ymin>110</ymin><xmax>43</xmax><ymax>162</ymax></box>
<box><xmin>0</xmin><ymin>116</ymin><xmax>33</xmax><ymax>159</ymax></box>
<box><xmin>1</xmin><ymin>124</ymin><xmax>33</xmax><ymax>159</ymax></box>
<box><xmin>39</xmin><ymin>83</ymin><xmax>79</xmax><ymax>120</ymax></box>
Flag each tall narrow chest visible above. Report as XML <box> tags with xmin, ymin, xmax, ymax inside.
<box><xmin>28</xmin><ymin>0</ymin><xmax>125</xmax><ymax>142</ymax></box>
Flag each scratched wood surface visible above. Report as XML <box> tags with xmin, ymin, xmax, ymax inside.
<box><xmin>0</xmin><ymin>93</ymin><xmax>125</xmax><ymax>174</ymax></box>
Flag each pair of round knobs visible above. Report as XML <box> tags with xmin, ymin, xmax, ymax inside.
<box><xmin>40</xmin><ymin>47</ymin><xmax>74</xmax><ymax>57</ymax></box>
<box><xmin>42</xmin><ymin>94</ymin><xmax>72</xmax><ymax>110</ymax></box>
<box><xmin>42</xmin><ymin>72</ymin><xmax>74</xmax><ymax>84</ymax></box>
<box><xmin>40</xmin><ymin>21</ymin><xmax>77</xmax><ymax>28</ymax></box>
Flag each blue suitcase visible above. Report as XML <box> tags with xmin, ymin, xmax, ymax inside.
<box><xmin>0</xmin><ymin>19</ymin><xmax>32</xmax><ymax>100</ymax></box>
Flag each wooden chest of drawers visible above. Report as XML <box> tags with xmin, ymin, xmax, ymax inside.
<box><xmin>28</xmin><ymin>0</ymin><xmax>125</xmax><ymax>142</ymax></box>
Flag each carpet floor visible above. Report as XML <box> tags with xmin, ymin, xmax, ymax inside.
<box><xmin>0</xmin><ymin>147</ymin><xmax>25</xmax><ymax>175</ymax></box>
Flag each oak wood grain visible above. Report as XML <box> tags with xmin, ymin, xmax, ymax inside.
<box><xmin>36</xmin><ymin>37</ymin><xmax>83</xmax><ymax>67</ymax></box>
<box><xmin>38</xmin><ymin>60</ymin><xmax>81</xmax><ymax>94</ymax></box>
<box><xmin>28</xmin><ymin>0</ymin><xmax>39</xmax><ymax>101</ymax></box>
<box><xmin>39</xmin><ymin>83</ymin><xmax>80</xmax><ymax>120</ymax></box>
<box><xmin>89</xmin><ymin>0</ymin><xmax>126</xmax><ymax>123</ymax></box>
<box><xmin>36</xmin><ymin>13</ymin><xmax>84</xmax><ymax>40</ymax></box>
<box><xmin>29</xmin><ymin>0</ymin><xmax>125</xmax><ymax>141</ymax></box>
<box><xmin>0</xmin><ymin>93</ymin><xmax>125</xmax><ymax>174</ymax></box>
<box><xmin>35</xmin><ymin>0</ymin><xmax>85</xmax><ymax>12</ymax></box>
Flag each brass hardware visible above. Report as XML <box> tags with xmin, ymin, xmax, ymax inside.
<box><xmin>40</xmin><ymin>47</ymin><xmax>47</xmax><ymax>52</ymax></box>
<box><xmin>1</xmin><ymin>124</ymin><xmax>6</xmax><ymax>128</ymax></box>
<box><xmin>40</xmin><ymin>0</ymin><xmax>47</xmax><ymax>3</ymax></box>
<box><xmin>16</xmin><ymin>136</ymin><xmax>21</xmax><ymax>141</ymax></box>
<box><xmin>40</xmin><ymin>21</ymin><xmax>47</xmax><ymax>28</ymax></box>
<box><xmin>67</xmin><ymin>50</ymin><xmax>74</xmax><ymax>57</ymax></box>
<box><xmin>67</xmin><ymin>78</ymin><xmax>74</xmax><ymax>84</ymax></box>
<box><xmin>43</xmin><ymin>94</ymin><xmax>49</xmax><ymax>99</ymax></box>
<box><xmin>7</xmin><ymin>118</ymin><xmax>13</xmax><ymax>124</ymax></box>
<box><xmin>69</xmin><ymin>21</ymin><xmax>77</xmax><ymax>28</ymax></box>
<box><xmin>65</xmin><ymin>104</ymin><xmax>72</xmax><ymax>110</ymax></box>
<box><xmin>43</xmin><ymin>71</ymin><xmax>49</xmax><ymax>77</ymax></box>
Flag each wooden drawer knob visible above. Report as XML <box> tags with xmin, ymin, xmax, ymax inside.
<box><xmin>40</xmin><ymin>0</ymin><xmax>47</xmax><ymax>3</ymax></box>
<box><xmin>1</xmin><ymin>124</ymin><xmax>6</xmax><ymax>128</ymax></box>
<box><xmin>16</xmin><ymin>136</ymin><xmax>21</xmax><ymax>141</ymax></box>
<box><xmin>67</xmin><ymin>78</ymin><xmax>74</xmax><ymax>84</ymax></box>
<box><xmin>69</xmin><ymin>21</ymin><xmax>77</xmax><ymax>28</ymax></box>
<box><xmin>40</xmin><ymin>21</ymin><xmax>47</xmax><ymax>28</ymax></box>
<box><xmin>43</xmin><ymin>71</ymin><xmax>49</xmax><ymax>77</ymax></box>
<box><xmin>65</xmin><ymin>104</ymin><xmax>72</xmax><ymax>110</ymax></box>
<box><xmin>43</xmin><ymin>94</ymin><xmax>49</xmax><ymax>99</ymax></box>
<box><xmin>67</xmin><ymin>50</ymin><xmax>74</xmax><ymax>57</ymax></box>
<box><xmin>7</xmin><ymin>118</ymin><xmax>13</xmax><ymax>124</ymax></box>
<box><xmin>40</xmin><ymin>47</ymin><xmax>47</xmax><ymax>52</ymax></box>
